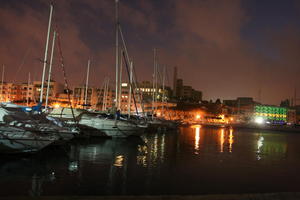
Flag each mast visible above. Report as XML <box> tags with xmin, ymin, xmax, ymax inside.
<box><xmin>27</xmin><ymin>72</ymin><xmax>31</xmax><ymax>106</ymax></box>
<box><xmin>45</xmin><ymin>30</ymin><xmax>56</xmax><ymax>109</ymax></box>
<box><xmin>84</xmin><ymin>59</ymin><xmax>90</xmax><ymax>106</ymax></box>
<box><xmin>0</xmin><ymin>65</ymin><xmax>4</xmax><ymax>102</ymax></box>
<box><xmin>118</xmin><ymin>25</ymin><xmax>145</xmax><ymax>115</ymax></box>
<box><xmin>162</xmin><ymin>65</ymin><xmax>166</xmax><ymax>116</ymax></box>
<box><xmin>102</xmin><ymin>78</ymin><xmax>106</xmax><ymax>111</ymax></box>
<box><xmin>39</xmin><ymin>4</ymin><xmax>53</xmax><ymax>103</ymax></box>
<box><xmin>115</xmin><ymin>0</ymin><xmax>119</xmax><ymax>110</ymax></box>
<box><xmin>152</xmin><ymin>48</ymin><xmax>156</xmax><ymax>119</ymax></box>
<box><xmin>102</xmin><ymin>78</ymin><xmax>109</xmax><ymax>111</ymax></box>
<box><xmin>118</xmin><ymin>50</ymin><xmax>123</xmax><ymax>110</ymax></box>
<box><xmin>128</xmin><ymin>61</ymin><xmax>133</xmax><ymax>117</ymax></box>
<box><xmin>155</xmin><ymin>52</ymin><xmax>158</xmax><ymax>114</ymax></box>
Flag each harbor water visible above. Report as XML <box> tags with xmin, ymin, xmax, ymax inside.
<box><xmin>1</xmin><ymin>126</ymin><xmax>300</xmax><ymax>196</ymax></box>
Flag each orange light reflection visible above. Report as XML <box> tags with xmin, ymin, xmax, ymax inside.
<box><xmin>229</xmin><ymin>128</ymin><xmax>234</xmax><ymax>153</ymax></box>
<box><xmin>220</xmin><ymin>128</ymin><xmax>224</xmax><ymax>153</ymax></box>
<box><xmin>195</xmin><ymin>125</ymin><xmax>200</xmax><ymax>153</ymax></box>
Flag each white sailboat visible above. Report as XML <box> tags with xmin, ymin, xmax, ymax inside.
<box><xmin>50</xmin><ymin>0</ymin><xmax>145</xmax><ymax>138</ymax></box>
<box><xmin>0</xmin><ymin>126</ymin><xmax>58</xmax><ymax>154</ymax></box>
<box><xmin>0</xmin><ymin>103</ymin><xmax>77</xmax><ymax>143</ymax></box>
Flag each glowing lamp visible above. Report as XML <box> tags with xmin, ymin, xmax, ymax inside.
<box><xmin>254</xmin><ymin>117</ymin><xmax>264</xmax><ymax>124</ymax></box>
<box><xmin>53</xmin><ymin>103</ymin><xmax>60</xmax><ymax>109</ymax></box>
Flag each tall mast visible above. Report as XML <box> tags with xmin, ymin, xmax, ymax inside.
<box><xmin>118</xmin><ymin>50</ymin><xmax>123</xmax><ymax>110</ymax></box>
<box><xmin>84</xmin><ymin>59</ymin><xmax>90</xmax><ymax>106</ymax></box>
<box><xmin>102</xmin><ymin>78</ymin><xmax>108</xmax><ymax>111</ymax></box>
<box><xmin>39</xmin><ymin>4</ymin><xmax>53</xmax><ymax>103</ymax></box>
<box><xmin>0</xmin><ymin>65</ymin><xmax>4</xmax><ymax>102</ymax></box>
<box><xmin>102</xmin><ymin>78</ymin><xmax>106</xmax><ymax>111</ymax></box>
<box><xmin>128</xmin><ymin>61</ymin><xmax>133</xmax><ymax>117</ymax></box>
<box><xmin>152</xmin><ymin>48</ymin><xmax>156</xmax><ymax>119</ymax></box>
<box><xmin>118</xmin><ymin>25</ymin><xmax>145</xmax><ymax>115</ymax></box>
<box><xmin>45</xmin><ymin>30</ymin><xmax>56</xmax><ymax>109</ymax></box>
<box><xmin>162</xmin><ymin>65</ymin><xmax>166</xmax><ymax>116</ymax></box>
<box><xmin>155</xmin><ymin>51</ymin><xmax>158</xmax><ymax>114</ymax></box>
<box><xmin>27</xmin><ymin>72</ymin><xmax>31</xmax><ymax>106</ymax></box>
<box><xmin>115</xmin><ymin>0</ymin><xmax>119</xmax><ymax>110</ymax></box>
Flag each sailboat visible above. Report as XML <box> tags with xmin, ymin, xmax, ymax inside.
<box><xmin>0</xmin><ymin>105</ymin><xmax>59</xmax><ymax>153</ymax></box>
<box><xmin>49</xmin><ymin>0</ymin><xmax>145</xmax><ymax>138</ymax></box>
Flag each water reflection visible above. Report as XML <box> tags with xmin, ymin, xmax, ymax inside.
<box><xmin>229</xmin><ymin>128</ymin><xmax>234</xmax><ymax>153</ymax></box>
<box><xmin>68</xmin><ymin>161</ymin><xmax>78</xmax><ymax>172</ymax></box>
<box><xmin>194</xmin><ymin>125</ymin><xmax>200</xmax><ymax>154</ymax></box>
<box><xmin>257</xmin><ymin>136</ymin><xmax>264</xmax><ymax>160</ymax></box>
<box><xmin>114</xmin><ymin>155</ymin><xmax>124</xmax><ymax>167</ymax></box>
<box><xmin>0</xmin><ymin>127</ymin><xmax>298</xmax><ymax>196</ymax></box>
<box><xmin>142</xmin><ymin>133</ymin><xmax>167</xmax><ymax>168</ymax></box>
<box><xmin>255</xmin><ymin>133</ymin><xmax>288</xmax><ymax>161</ymax></box>
<box><xmin>219</xmin><ymin>128</ymin><xmax>224</xmax><ymax>153</ymax></box>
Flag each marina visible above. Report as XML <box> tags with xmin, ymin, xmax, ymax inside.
<box><xmin>1</xmin><ymin>0</ymin><xmax>300</xmax><ymax>198</ymax></box>
<box><xmin>0</xmin><ymin>126</ymin><xmax>300</xmax><ymax>196</ymax></box>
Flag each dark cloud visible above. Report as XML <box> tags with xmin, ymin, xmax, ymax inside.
<box><xmin>0</xmin><ymin>0</ymin><xmax>300</xmax><ymax>105</ymax></box>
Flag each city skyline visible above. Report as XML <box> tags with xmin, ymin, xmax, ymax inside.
<box><xmin>1</xmin><ymin>0</ymin><xmax>300</xmax><ymax>105</ymax></box>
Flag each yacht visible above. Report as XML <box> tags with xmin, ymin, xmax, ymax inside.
<box><xmin>0</xmin><ymin>125</ymin><xmax>58</xmax><ymax>154</ymax></box>
<box><xmin>49</xmin><ymin>107</ymin><xmax>145</xmax><ymax>138</ymax></box>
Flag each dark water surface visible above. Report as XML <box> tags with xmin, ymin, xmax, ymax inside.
<box><xmin>1</xmin><ymin>126</ymin><xmax>300</xmax><ymax>196</ymax></box>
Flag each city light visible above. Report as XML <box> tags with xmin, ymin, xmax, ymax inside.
<box><xmin>254</xmin><ymin>116</ymin><xmax>264</xmax><ymax>124</ymax></box>
<box><xmin>53</xmin><ymin>103</ymin><xmax>60</xmax><ymax>108</ymax></box>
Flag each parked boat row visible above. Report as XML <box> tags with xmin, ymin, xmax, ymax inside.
<box><xmin>0</xmin><ymin>102</ymin><xmax>180</xmax><ymax>154</ymax></box>
<box><xmin>48</xmin><ymin>107</ymin><xmax>179</xmax><ymax>137</ymax></box>
<box><xmin>0</xmin><ymin>103</ymin><xmax>78</xmax><ymax>153</ymax></box>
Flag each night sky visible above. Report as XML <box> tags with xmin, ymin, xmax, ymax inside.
<box><xmin>1</xmin><ymin>0</ymin><xmax>300</xmax><ymax>105</ymax></box>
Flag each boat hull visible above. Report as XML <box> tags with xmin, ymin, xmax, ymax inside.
<box><xmin>0</xmin><ymin>126</ymin><xmax>57</xmax><ymax>154</ymax></box>
<box><xmin>79</xmin><ymin>118</ymin><xmax>144</xmax><ymax>138</ymax></box>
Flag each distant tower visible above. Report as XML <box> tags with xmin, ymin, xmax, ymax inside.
<box><xmin>258</xmin><ymin>87</ymin><xmax>261</xmax><ymax>103</ymax></box>
<box><xmin>173</xmin><ymin>66</ymin><xmax>177</xmax><ymax>97</ymax></box>
<box><xmin>294</xmin><ymin>86</ymin><xmax>297</xmax><ymax>106</ymax></box>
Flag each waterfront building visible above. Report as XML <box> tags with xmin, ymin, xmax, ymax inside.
<box><xmin>33</xmin><ymin>80</ymin><xmax>64</xmax><ymax>103</ymax></box>
<box><xmin>82</xmin><ymin>81</ymin><xmax>173</xmax><ymax>114</ymax></box>
<box><xmin>173</xmin><ymin>67</ymin><xmax>202</xmax><ymax>103</ymax></box>
<box><xmin>0</xmin><ymin>80</ymin><xmax>62</xmax><ymax>105</ymax></box>
<box><xmin>223</xmin><ymin>97</ymin><xmax>257</xmax><ymax>115</ymax></box>
<box><xmin>254</xmin><ymin>105</ymin><xmax>287</xmax><ymax>123</ymax></box>
<box><xmin>72</xmin><ymin>86</ymin><xmax>98</xmax><ymax>109</ymax></box>
<box><xmin>287</xmin><ymin>109</ymin><xmax>297</xmax><ymax>124</ymax></box>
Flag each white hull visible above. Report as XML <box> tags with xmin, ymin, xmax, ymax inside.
<box><xmin>79</xmin><ymin>117</ymin><xmax>144</xmax><ymax>138</ymax></box>
<box><xmin>49</xmin><ymin>108</ymin><xmax>145</xmax><ymax>137</ymax></box>
<box><xmin>0</xmin><ymin>126</ymin><xmax>57</xmax><ymax>153</ymax></box>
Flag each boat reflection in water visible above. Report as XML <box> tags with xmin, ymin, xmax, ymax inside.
<box><xmin>0</xmin><ymin>126</ymin><xmax>300</xmax><ymax>196</ymax></box>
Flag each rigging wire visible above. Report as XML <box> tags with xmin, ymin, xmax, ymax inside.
<box><xmin>54</xmin><ymin>17</ymin><xmax>78</xmax><ymax>125</ymax></box>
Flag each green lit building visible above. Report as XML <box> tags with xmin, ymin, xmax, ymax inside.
<box><xmin>254</xmin><ymin>105</ymin><xmax>287</xmax><ymax>122</ymax></box>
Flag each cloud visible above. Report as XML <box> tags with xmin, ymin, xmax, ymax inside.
<box><xmin>1</xmin><ymin>0</ymin><xmax>300</xmax><ymax>105</ymax></box>
<box><xmin>153</xmin><ymin>0</ymin><xmax>299</xmax><ymax>104</ymax></box>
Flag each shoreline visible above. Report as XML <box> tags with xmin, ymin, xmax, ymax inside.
<box><xmin>0</xmin><ymin>192</ymin><xmax>299</xmax><ymax>200</ymax></box>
